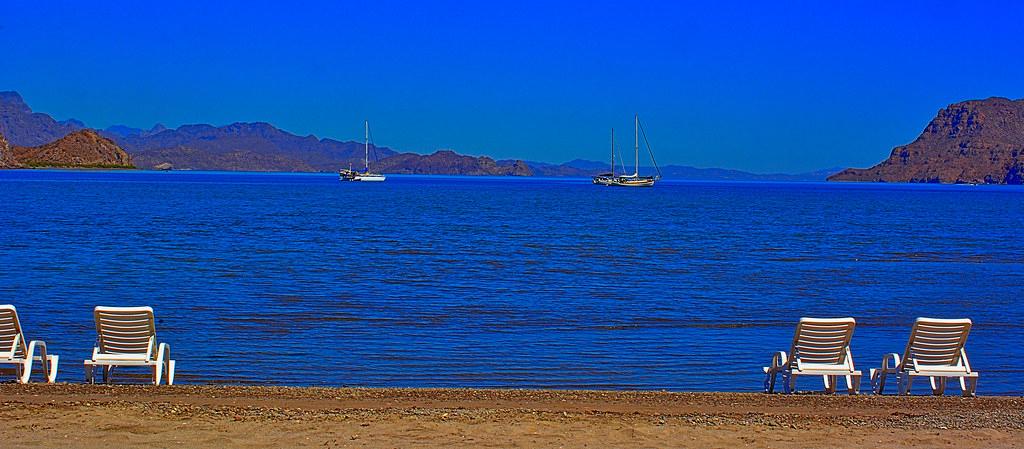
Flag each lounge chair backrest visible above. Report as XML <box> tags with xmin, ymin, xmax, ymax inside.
<box><xmin>94</xmin><ymin>306</ymin><xmax>157</xmax><ymax>359</ymax></box>
<box><xmin>0</xmin><ymin>305</ymin><xmax>26</xmax><ymax>358</ymax></box>
<box><xmin>789</xmin><ymin>317</ymin><xmax>856</xmax><ymax>367</ymax></box>
<box><xmin>900</xmin><ymin>318</ymin><xmax>972</xmax><ymax>369</ymax></box>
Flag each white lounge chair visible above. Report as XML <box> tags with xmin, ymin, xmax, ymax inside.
<box><xmin>0</xmin><ymin>305</ymin><xmax>59</xmax><ymax>383</ymax></box>
<box><xmin>870</xmin><ymin>318</ymin><xmax>977</xmax><ymax>396</ymax></box>
<box><xmin>763</xmin><ymin>317</ymin><xmax>862</xmax><ymax>394</ymax></box>
<box><xmin>84</xmin><ymin>306</ymin><xmax>175</xmax><ymax>385</ymax></box>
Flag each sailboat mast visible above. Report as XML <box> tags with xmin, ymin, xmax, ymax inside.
<box><xmin>633</xmin><ymin>114</ymin><xmax>639</xmax><ymax>177</ymax></box>
<box><xmin>610</xmin><ymin>128</ymin><xmax>615</xmax><ymax>176</ymax></box>
<box><xmin>364</xmin><ymin>120</ymin><xmax>369</xmax><ymax>172</ymax></box>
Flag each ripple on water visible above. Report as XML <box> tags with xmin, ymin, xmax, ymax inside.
<box><xmin>0</xmin><ymin>172</ymin><xmax>1022</xmax><ymax>393</ymax></box>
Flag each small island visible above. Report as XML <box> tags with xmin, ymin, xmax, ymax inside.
<box><xmin>7</xmin><ymin>129</ymin><xmax>134</xmax><ymax>169</ymax></box>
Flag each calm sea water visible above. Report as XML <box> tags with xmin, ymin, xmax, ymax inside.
<box><xmin>1</xmin><ymin>170</ymin><xmax>1022</xmax><ymax>394</ymax></box>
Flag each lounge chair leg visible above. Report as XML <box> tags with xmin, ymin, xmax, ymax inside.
<box><xmin>962</xmin><ymin>378</ymin><xmax>977</xmax><ymax>397</ymax></box>
<box><xmin>16</xmin><ymin>362</ymin><xmax>27</xmax><ymax>384</ymax></box>
<box><xmin>85</xmin><ymin>365</ymin><xmax>94</xmax><ymax>384</ymax></box>
<box><xmin>152</xmin><ymin>361</ymin><xmax>164</xmax><ymax>386</ymax></box>
<box><xmin>930</xmin><ymin>377</ymin><xmax>946</xmax><ymax>396</ymax></box>
<box><xmin>103</xmin><ymin>366</ymin><xmax>112</xmax><ymax>383</ymax></box>
<box><xmin>824</xmin><ymin>375</ymin><xmax>837</xmax><ymax>394</ymax></box>
<box><xmin>45</xmin><ymin>355</ymin><xmax>59</xmax><ymax>384</ymax></box>
<box><xmin>784</xmin><ymin>373</ymin><xmax>796</xmax><ymax>394</ymax></box>
<box><xmin>152</xmin><ymin>343</ymin><xmax>171</xmax><ymax>386</ymax></box>
<box><xmin>901</xmin><ymin>375</ymin><xmax>913</xmax><ymax>396</ymax></box>
<box><xmin>765</xmin><ymin>371</ymin><xmax>777</xmax><ymax>393</ymax></box>
<box><xmin>166</xmin><ymin>360</ymin><xmax>175</xmax><ymax>385</ymax></box>
<box><xmin>847</xmin><ymin>374</ymin><xmax>861</xmax><ymax>395</ymax></box>
<box><xmin>870</xmin><ymin>369</ymin><xmax>883</xmax><ymax>394</ymax></box>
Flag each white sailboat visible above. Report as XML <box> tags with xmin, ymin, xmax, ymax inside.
<box><xmin>597</xmin><ymin>114</ymin><xmax>661</xmax><ymax>187</ymax></box>
<box><xmin>591</xmin><ymin>128</ymin><xmax>616</xmax><ymax>185</ymax></box>
<box><xmin>339</xmin><ymin>120</ymin><xmax>386</xmax><ymax>182</ymax></box>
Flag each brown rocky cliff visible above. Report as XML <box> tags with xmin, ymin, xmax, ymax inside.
<box><xmin>12</xmin><ymin>129</ymin><xmax>134</xmax><ymax>168</ymax></box>
<box><xmin>829</xmin><ymin>97</ymin><xmax>1024</xmax><ymax>184</ymax></box>
<box><xmin>0</xmin><ymin>131</ymin><xmax>17</xmax><ymax>168</ymax></box>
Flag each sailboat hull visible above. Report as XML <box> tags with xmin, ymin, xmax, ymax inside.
<box><xmin>354</xmin><ymin>175</ymin><xmax>386</xmax><ymax>182</ymax></box>
<box><xmin>608</xmin><ymin>176</ymin><xmax>655</xmax><ymax>187</ymax></box>
<box><xmin>339</xmin><ymin>170</ymin><xmax>386</xmax><ymax>182</ymax></box>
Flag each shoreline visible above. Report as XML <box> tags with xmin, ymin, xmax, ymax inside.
<box><xmin>1</xmin><ymin>384</ymin><xmax>1021</xmax><ymax>448</ymax></box>
<box><xmin>6</xmin><ymin>169</ymin><xmax>1024</xmax><ymax>188</ymax></box>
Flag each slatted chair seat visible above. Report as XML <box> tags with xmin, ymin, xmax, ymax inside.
<box><xmin>910</xmin><ymin>365</ymin><xmax>978</xmax><ymax>375</ymax></box>
<box><xmin>92</xmin><ymin>353</ymin><xmax>155</xmax><ymax>363</ymax></box>
<box><xmin>870</xmin><ymin>318</ymin><xmax>977</xmax><ymax>396</ymax></box>
<box><xmin>763</xmin><ymin>317</ymin><xmax>862</xmax><ymax>394</ymax></box>
<box><xmin>83</xmin><ymin>306</ymin><xmax>175</xmax><ymax>385</ymax></box>
<box><xmin>0</xmin><ymin>305</ymin><xmax>59</xmax><ymax>383</ymax></box>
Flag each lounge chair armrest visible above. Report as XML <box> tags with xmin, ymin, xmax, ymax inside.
<box><xmin>23</xmin><ymin>340</ymin><xmax>56</xmax><ymax>383</ymax></box>
<box><xmin>9</xmin><ymin>334</ymin><xmax>21</xmax><ymax>359</ymax></box>
<box><xmin>770</xmin><ymin>351</ymin><xmax>788</xmax><ymax>371</ymax></box>
<box><xmin>27</xmin><ymin>340</ymin><xmax>54</xmax><ymax>362</ymax></box>
<box><xmin>881</xmin><ymin>353</ymin><xmax>901</xmax><ymax>371</ymax></box>
<box><xmin>155</xmin><ymin>342</ymin><xmax>170</xmax><ymax>363</ymax></box>
<box><xmin>26</xmin><ymin>339</ymin><xmax>46</xmax><ymax>355</ymax></box>
<box><xmin>960</xmin><ymin>348</ymin><xmax>972</xmax><ymax>374</ymax></box>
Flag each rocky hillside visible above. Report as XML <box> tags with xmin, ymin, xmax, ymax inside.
<box><xmin>376</xmin><ymin>150</ymin><xmax>532</xmax><ymax>176</ymax></box>
<box><xmin>0</xmin><ymin>92</ymin><xmax>84</xmax><ymax>147</ymax></box>
<box><xmin>12</xmin><ymin>129</ymin><xmax>133</xmax><ymax>168</ymax></box>
<box><xmin>830</xmin><ymin>97</ymin><xmax>1024</xmax><ymax>184</ymax></box>
<box><xmin>0</xmin><ymin>131</ymin><xmax>17</xmax><ymax>168</ymax></box>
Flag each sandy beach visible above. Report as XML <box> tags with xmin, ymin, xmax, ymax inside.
<box><xmin>0</xmin><ymin>384</ymin><xmax>1020</xmax><ymax>448</ymax></box>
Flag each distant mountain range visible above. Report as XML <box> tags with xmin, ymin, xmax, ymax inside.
<box><xmin>830</xmin><ymin>97</ymin><xmax>1024</xmax><ymax>184</ymax></box>
<box><xmin>520</xmin><ymin>158</ymin><xmax>841</xmax><ymax>181</ymax></box>
<box><xmin>113</xmin><ymin>122</ymin><xmax>398</xmax><ymax>172</ymax></box>
<box><xmin>0</xmin><ymin>91</ymin><xmax>532</xmax><ymax>175</ymax></box>
<box><xmin>1</xmin><ymin>90</ymin><xmax>839</xmax><ymax>179</ymax></box>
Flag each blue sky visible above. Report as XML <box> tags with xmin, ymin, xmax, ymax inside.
<box><xmin>2</xmin><ymin>1</ymin><xmax>1022</xmax><ymax>172</ymax></box>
